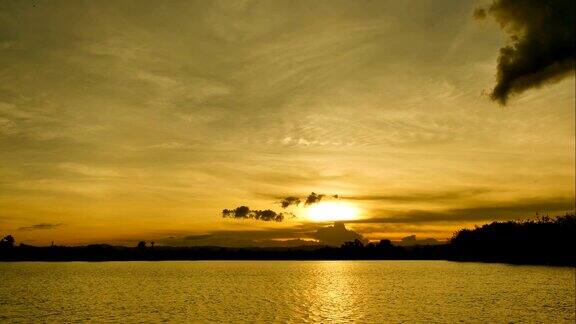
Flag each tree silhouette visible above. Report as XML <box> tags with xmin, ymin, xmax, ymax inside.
<box><xmin>137</xmin><ymin>241</ymin><xmax>147</xmax><ymax>250</ymax></box>
<box><xmin>450</xmin><ymin>213</ymin><xmax>575</xmax><ymax>264</ymax></box>
<box><xmin>0</xmin><ymin>235</ymin><xmax>15</xmax><ymax>249</ymax></box>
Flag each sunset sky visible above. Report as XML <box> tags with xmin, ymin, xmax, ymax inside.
<box><xmin>1</xmin><ymin>0</ymin><xmax>574</xmax><ymax>246</ymax></box>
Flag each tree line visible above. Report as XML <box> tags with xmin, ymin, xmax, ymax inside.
<box><xmin>1</xmin><ymin>214</ymin><xmax>574</xmax><ymax>266</ymax></box>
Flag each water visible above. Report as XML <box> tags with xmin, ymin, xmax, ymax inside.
<box><xmin>0</xmin><ymin>261</ymin><xmax>574</xmax><ymax>323</ymax></box>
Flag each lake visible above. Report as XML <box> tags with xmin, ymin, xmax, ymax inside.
<box><xmin>0</xmin><ymin>261</ymin><xmax>574</xmax><ymax>322</ymax></box>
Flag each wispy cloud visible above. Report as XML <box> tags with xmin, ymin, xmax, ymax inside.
<box><xmin>159</xmin><ymin>222</ymin><xmax>365</xmax><ymax>247</ymax></box>
<box><xmin>344</xmin><ymin>188</ymin><xmax>491</xmax><ymax>203</ymax></box>
<box><xmin>0</xmin><ymin>1</ymin><xmax>573</xmax><ymax>245</ymax></box>
<box><xmin>350</xmin><ymin>197</ymin><xmax>575</xmax><ymax>224</ymax></box>
<box><xmin>18</xmin><ymin>223</ymin><xmax>64</xmax><ymax>231</ymax></box>
<box><xmin>59</xmin><ymin>163</ymin><xmax>120</xmax><ymax>178</ymax></box>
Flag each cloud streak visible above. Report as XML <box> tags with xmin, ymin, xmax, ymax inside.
<box><xmin>18</xmin><ymin>223</ymin><xmax>63</xmax><ymax>231</ymax></box>
<box><xmin>160</xmin><ymin>222</ymin><xmax>366</xmax><ymax>247</ymax></box>
<box><xmin>476</xmin><ymin>0</ymin><xmax>576</xmax><ymax>104</ymax></box>
<box><xmin>348</xmin><ymin>197</ymin><xmax>574</xmax><ymax>224</ymax></box>
<box><xmin>344</xmin><ymin>188</ymin><xmax>491</xmax><ymax>203</ymax></box>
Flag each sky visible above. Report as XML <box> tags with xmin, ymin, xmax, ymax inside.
<box><xmin>1</xmin><ymin>0</ymin><xmax>574</xmax><ymax>246</ymax></box>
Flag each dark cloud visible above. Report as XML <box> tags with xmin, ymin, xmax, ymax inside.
<box><xmin>473</xmin><ymin>8</ymin><xmax>487</xmax><ymax>20</ymax></box>
<box><xmin>268</xmin><ymin>192</ymin><xmax>338</xmax><ymax>208</ymax></box>
<box><xmin>223</xmin><ymin>206</ymin><xmax>250</xmax><ymax>218</ymax></box>
<box><xmin>159</xmin><ymin>225</ymin><xmax>317</xmax><ymax>247</ymax></box>
<box><xmin>18</xmin><ymin>223</ymin><xmax>63</xmax><ymax>231</ymax></box>
<box><xmin>181</xmin><ymin>234</ymin><xmax>214</xmax><ymax>241</ymax></box>
<box><xmin>222</xmin><ymin>191</ymin><xmax>333</xmax><ymax>222</ymax></box>
<box><xmin>348</xmin><ymin>197</ymin><xmax>574</xmax><ymax>224</ymax></box>
<box><xmin>279</xmin><ymin>196</ymin><xmax>301</xmax><ymax>208</ymax></box>
<box><xmin>344</xmin><ymin>188</ymin><xmax>491</xmax><ymax>203</ymax></box>
<box><xmin>477</xmin><ymin>0</ymin><xmax>576</xmax><ymax>104</ymax></box>
<box><xmin>304</xmin><ymin>192</ymin><xmax>325</xmax><ymax>206</ymax></box>
<box><xmin>222</xmin><ymin>206</ymin><xmax>293</xmax><ymax>222</ymax></box>
<box><xmin>159</xmin><ymin>222</ymin><xmax>367</xmax><ymax>247</ymax></box>
<box><xmin>275</xmin><ymin>190</ymin><xmax>485</xmax><ymax>208</ymax></box>
<box><xmin>313</xmin><ymin>222</ymin><xmax>367</xmax><ymax>246</ymax></box>
<box><xmin>396</xmin><ymin>235</ymin><xmax>441</xmax><ymax>246</ymax></box>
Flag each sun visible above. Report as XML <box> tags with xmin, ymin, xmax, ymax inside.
<box><xmin>306</xmin><ymin>201</ymin><xmax>360</xmax><ymax>222</ymax></box>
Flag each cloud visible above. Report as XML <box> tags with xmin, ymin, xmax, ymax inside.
<box><xmin>18</xmin><ymin>223</ymin><xmax>63</xmax><ymax>231</ymax></box>
<box><xmin>313</xmin><ymin>222</ymin><xmax>367</xmax><ymax>246</ymax></box>
<box><xmin>472</xmin><ymin>8</ymin><xmax>487</xmax><ymax>20</ymax></box>
<box><xmin>344</xmin><ymin>188</ymin><xmax>491</xmax><ymax>203</ymax></box>
<box><xmin>348</xmin><ymin>197</ymin><xmax>575</xmax><ymax>224</ymax></box>
<box><xmin>222</xmin><ymin>192</ymin><xmax>333</xmax><ymax>222</ymax></box>
<box><xmin>0</xmin><ymin>118</ymin><xmax>17</xmax><ymax>136</ymax></box>
<box><xmin>222</xmin><ymin>206</ymin><xmax>293</xmax><ymax>222</ymax></box>
<box><xmin>279</xmin><ymin>196</ymin><xmax>301</xmax><ymax>208</ymax></box>
<box><xmin>59</xmin><ymin>163</ymin><xmax>119</xmax><ymax>178</ymax></box>
<box><xmin>274</xmin><ymin>192</ymin><xmax>339</xmax><ymax>208</ymax></box>
<box><xmin>179</xmin><ymin>234</ymin><xmax>214</xmax><ymax>241</ymax></box>
<box><xmin>396</xmin><ymin>235</ymin><xmax>441</xmax><ymax>246</ymax></box>
<box><xmin>477</xmin><ymin>0</ymin><xmax>576</xmax><ymax>104</ymax></box>
<box><xmin>159</xmin><ymin>222</ymin><xmax>366</xmax><ymax>247</ymax></box>
<box><xmin>159</xmin><ymin>225</ymin><xmax>318</xmax><ymax>247</ymax></box>
<box><xmin>304</xmin><ymin>192</ymin><xmax>325</xmax><ymax>206</ymax></box>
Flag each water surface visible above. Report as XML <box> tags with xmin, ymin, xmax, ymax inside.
<box><xmin>1</xmin><ymin>261</ymin><xmax>574</xmax><ymax>322</ymax></box>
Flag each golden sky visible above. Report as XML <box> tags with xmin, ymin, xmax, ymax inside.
<box><xmin>0</xmin><ymin>0</ymin><xmax>574</xmax><ymax>246</ymax></box>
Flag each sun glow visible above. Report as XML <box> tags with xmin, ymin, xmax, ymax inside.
<box><xmin>306</xmin><ymin>201</ymin><xmax>360</xmax><ymax>222</ymax></box>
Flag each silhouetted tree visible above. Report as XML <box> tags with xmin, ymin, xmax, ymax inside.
<box><xmin>137</xmin><ymin>241</ymin><xmax>147</xmax><ymax>250</ymax></box>
<box><xmin>0</xmin><ymin>235</ymin><xmax>15</xmax><ymax>249</ymax></box>
<box><xmin>450</xmin><ymin>213</ymin><xmax>576</xmax><ymax>264</ymax></box>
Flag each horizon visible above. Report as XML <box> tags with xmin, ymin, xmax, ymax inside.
<box><xmin>1</xmin><ymin>0</ymin><xmax>574</xmax><ymax>247</ymax></box>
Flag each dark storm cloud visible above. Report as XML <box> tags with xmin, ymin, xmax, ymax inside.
<box><xmin>18</xmin><ymin>223</ymin><xmax>63</xmax><ymax>231</ymax></box>
<box><xmin>348</xmin><ymin>197</ymin><xmax>574</xmax><ymax>224</ymax></box>
<box><xmin>279</xmin><ymin>196</ymin><xmax>301</xmax><ymax>208</ymax></box>
<box><xmin>477</xmin><ymin>0</ymin><xmax>576</xmax><ymax>104</ymax></box>
<box><xmin>222</xmin><ymin>206</ymin><xmax>293</xmax><ymax>222</ymax></box>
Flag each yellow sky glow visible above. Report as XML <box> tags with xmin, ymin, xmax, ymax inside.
<box><xmin>306</xmin><ymin>201</ymin><xmax>361</xmax><ymax>222</ymax></box>
<box><xmin>0</xmin><ymin>0</ymin><xmax>574</xmax><ymax>246</ymax></box>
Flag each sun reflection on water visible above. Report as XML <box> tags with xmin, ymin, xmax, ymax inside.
<box><xmin>305</xmin><ymin>261</ymin><xmax>362</xmax><ymax>322</ymax></box>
